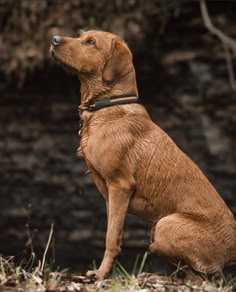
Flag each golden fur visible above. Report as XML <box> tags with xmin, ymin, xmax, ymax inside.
<box><xmin>51</xmin><ymin>30</ymin><xmax>236</xmax><ymax>278</ymax></box>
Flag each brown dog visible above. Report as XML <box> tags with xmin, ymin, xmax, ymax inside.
<box><xmin>50</xmin><ymin>30</ymin><xmax>236</xmax><ymax>278</ymax></box>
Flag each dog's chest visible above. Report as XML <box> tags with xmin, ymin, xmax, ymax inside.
<box><xmin>79</xmin><ymin>128</ymin><xmax>89</xmax><ymax>157</ymax></box>
<box><xmin>78</xmin><ymin>115</ymin><xmax>92</xmax><ymax>154</ymax></box>
<box><xmin>79</xmin><ymin>123</ymin><xmax>100</xmax><ymax>165</ymax></box>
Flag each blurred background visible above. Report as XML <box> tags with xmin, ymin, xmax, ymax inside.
<box><xmin>0</xmin><ymin>0</ymin><xmax>235</xmax><ymax>273</ymax></box>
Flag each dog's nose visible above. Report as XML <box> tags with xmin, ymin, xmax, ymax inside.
<box><xmin>52</xmin><ymin>35</ymin><xmax>63</xmax><ymax>46</ymax></box>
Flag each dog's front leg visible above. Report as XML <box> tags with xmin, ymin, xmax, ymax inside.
<box><xmin>87</xmin><ymin>177</ymin><xmax>135</xmax><ymax>278</ymax></box>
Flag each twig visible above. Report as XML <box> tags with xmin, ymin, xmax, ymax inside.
<box><xmin>40</xmin><ymin>223</ymin><xmax>54</xmax><ymax>274</ymax></box>
<box><xmin>223</xmin><ymin>44</ymin><xmax>236</xmax><ymax>91</ymax></box>
<box><xmin>24</xmin><ymin>204</ymin><xmax>35</xmax><ymax>254</ymax></box>
<box><xmin>200</xmin><ymin>0</ymin><xmax>236</xmax><ymax>52</ymax></box>
<box><xmin>200</xmin><ymin>0</ymin><xmax>236</xmax><ymax>92</ymax></box>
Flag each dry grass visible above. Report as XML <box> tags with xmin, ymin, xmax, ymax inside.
<box><xmin>0</xmin><ymin>222</ymin><xmax>235</xmax><ymax>291</ymax></box>
<box><xmin>0</xmin><ymin>253</ymin><xmax>235</xmax><ymax>291</ymax></box>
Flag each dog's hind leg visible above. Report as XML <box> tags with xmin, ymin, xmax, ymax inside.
<box><xmin>149</xmin><ymin>213</ymin><xmax>225</xmax><ymax>274</ymax></box>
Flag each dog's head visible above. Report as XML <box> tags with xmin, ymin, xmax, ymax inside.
<box><xmin>50</xmin><ymin>30</ymin><xmax>134</xmax><ymax>84</ymax></box>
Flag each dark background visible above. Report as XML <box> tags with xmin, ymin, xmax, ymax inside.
<box><xmin>0</xmin><ymin>0</ymin><xmax>235</xmax><ymax>273</ymax></box>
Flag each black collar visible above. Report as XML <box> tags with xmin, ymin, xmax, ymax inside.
<box><xmin>79</xmin><ymin>94</ymin><xmax>139</xmax><ymax>112</ymax></box>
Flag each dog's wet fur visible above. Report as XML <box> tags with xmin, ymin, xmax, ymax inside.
<box><xmin>51</xmin><ymin>30</ymin><xmax>236</xmax><ymax>278</ymax></box>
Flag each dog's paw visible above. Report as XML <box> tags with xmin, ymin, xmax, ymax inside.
<box><xmin>86</xmin><ymin>269</ymin><xmax>106</xmax><ymax>279</ymax></box>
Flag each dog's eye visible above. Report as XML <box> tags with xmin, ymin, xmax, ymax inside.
<box><xmin>85</xmin><ymin>39</ymin><xmax>96</xmax><ymax>46</ymax></box>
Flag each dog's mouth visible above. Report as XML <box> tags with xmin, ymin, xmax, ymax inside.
<box><xmin>51</xmin><ymin>48</ymin><xmax>79</xmax><ymax>75</ymax></box>
<box><xmin>51</xmin><ymin>48</ymin><xmax>60</xmax><ymax>63</ymax></box>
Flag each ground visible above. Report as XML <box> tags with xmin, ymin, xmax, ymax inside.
<box><xmin>0</xmin><ymin>255</ymin><xmax>235</xmax><ymax>291</ymax></box>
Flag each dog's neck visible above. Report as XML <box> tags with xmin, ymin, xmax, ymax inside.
<box><xmin>79</xmin><ymin>69</ymin><xmax>138</xmax><ymax>108</ymax></box>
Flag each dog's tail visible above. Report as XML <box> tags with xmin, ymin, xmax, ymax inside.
<box><xmin>234</xmin><ymin>220</ymin><xmax>236</xmax><ymax>259</ymax></box>
<box><xmin>229</xmin><ymin>220</ymin><xmax>236</xmax><ymax>265</ymax></box>
<box><xmin>225</xmin><ymin>218</ymin><xmax>236</xmax><ymax>267</ymax></box>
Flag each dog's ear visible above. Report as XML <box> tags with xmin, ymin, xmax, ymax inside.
<box><xmin>103</xmin><ymin>40</ymin><xmax>133</xmax><ymax>83</ymax></box>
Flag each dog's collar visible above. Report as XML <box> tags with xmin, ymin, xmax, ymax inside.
<box><xmin>79</xmin><ymin>94</ymin><xmax>139</xmax><ymax>112</ymax></box>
